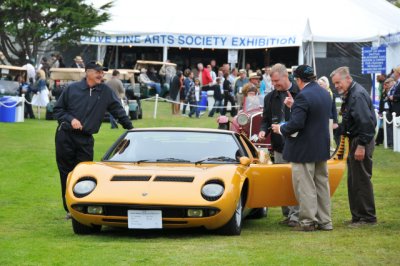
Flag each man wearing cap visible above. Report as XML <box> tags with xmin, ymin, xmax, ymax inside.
<box><xmin>54</xmin><ymin>61</ymin><xmax>133</xmax><ymax>217</ymax></box>
<box><xmin>241</xmin><ymin>73</ymin><xmax>260</xmax><ymax>97</ymax></box>
<box><xmin>70</xmin><ymin>56</ymin><xmax>85</xmax><ymax>68</ymax></box>
<box><xmin>272</xmin><ymin>64</ymin><xmax>332</xmax><ymax>232</ymax></box>
<box><xmin>259</xmin><ymin>63</ymin><xmax>300</xmax><ymax>227</ymax></box>
<box><xmin>331</xmin><ymin>66</ymin><xmax>377</xmax><ymax>227</ymax></box>
<box><xmin>234</xmin><ymin>69</ymin><xmax>249</xmax><ymax>109</ymax></box>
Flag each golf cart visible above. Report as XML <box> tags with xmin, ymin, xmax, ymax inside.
<box><xmin>133</xmin><ymin>60</ymin><xmax>177</xmax><ymax>98</ymax></box>
<box><xmin>0</xmin><ymin>65</ymin><xmax>27</xmax><ymax>96</ymax></box>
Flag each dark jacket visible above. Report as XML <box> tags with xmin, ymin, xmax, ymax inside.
<box><xmin>340</xmin><ymin>81</ymin><xmax>377</xmax><ymax>146</ymax></box>
<box><xmin>170</xmin><ymin>75</ymin><xmax>181</xmax><ymax>100</ymax></box>
<box><xmin>280</xmin><ymin>81</ymin><xmax>331</xmax><ymax>163</ymax></box>
<box><xmin>212</xmin><ymin>84</ymin><xmax>223</xmax><ymax>100</ymax></box>
<box><xmin>54</xmin><ymin>78</ymin><xmax>133</xmax><ymax>135</ymax></box>
<box><xmin>260</xmin><ymin>83</ymin><xmax>299</xmax><ymax>153</ymax></box>
<box><xmin>391</xmin><ymin>81</ymin><xmax>400</xmax><ymax>115</ymax></box>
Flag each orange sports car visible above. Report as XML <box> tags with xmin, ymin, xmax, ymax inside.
<box><xmin>66</xmin><ymin>128</ymin><xmax>347</xmax><ymax>235</ymax></box>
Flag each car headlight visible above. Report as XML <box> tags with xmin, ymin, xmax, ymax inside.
<box><xmin>201</xmin><ymin>181</ymin><xmax>224</xmax><ymax>201</ymax></box>
<box><xmin>237</xmin><ymin>113</ymin><xmax>249</xmax><ymax>126</ymax></box>
<box><xmin>73</xmin><ymin>178</ymin><xmax>96</xmax><ymax>198</ymax></box>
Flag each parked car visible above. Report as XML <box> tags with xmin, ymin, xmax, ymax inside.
<box><xmin>227</xmin><ymin>95</ymin><xmax>272</xmax><ymax>153</ymax></box>
<box><xmin>66</xmin><ymin>127</ymin><xmax>347</xmax><ymax>235</ymax></box>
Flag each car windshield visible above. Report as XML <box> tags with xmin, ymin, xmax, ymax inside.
<box><xmin>104</xmin><ymin>131</ymin><xmax>241</xmax><ymax>163</ymax></box>
<box><xmin>244</xmin><ymin>95</ymin><xmax>263</xmax><ymax>112</ymax></box>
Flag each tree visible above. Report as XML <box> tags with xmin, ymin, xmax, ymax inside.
<box><xmin>0</xmin><ymin>0</ymin><xmax>113</xmax><ymax>65</ymax></box>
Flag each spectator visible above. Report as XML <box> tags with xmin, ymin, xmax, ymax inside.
<box><xmin>259</xmin><ymin>63</ymin><xmax>300</xmax><ymax>227</ymax></box>
<box><xmin>272</xmin><ymin>64</ymin><xmax>333</xmax><ymax>232</ymax></box>
<box><xmin>377</xmin><ymin>78</ymin><xmax>394</xmax><ymax>147</ymax></box>
<box><xmin>159</xmin><ymin>60</ymin><xmax>176</xmax><ymax>91</ymax></box>
<box><xmin>186</xmin><ymin>77</ymin><xmax>201</xmax><ymax>118</ymax></box>
<box><xmin>318</xmin><ymin>76</ymin><xmax>339</xmax><ymax>146</ymax></box>
<box><xmin>208</xmin><ymin>77</ymin><xmax>224</xmax><ymax>117</ymax></box>
<box><xmin>16</xmin><ymin>74</ymin><xmax>35</xmax><ymax>119</ymax></box>
<box><xmin>139</xmin><ymin>68</ymin><xmax>162</xmax><ymax>95</ymax></box>
<box><xmin>389</xmin><ymin>66</ymin><xmax>400</xmax><ymax>116</ymax></box>
<box><xmin>331</xmin><ymin>66</ymin><xmax>377</xmax><ymax>227</ymax></box>
<box><xmin>50</xmin><ymin>53</ymin><xmax>60</xmax><ymax>68</ymax></box>
<box><xmin>54</xmin><ymin>61</ymin><xmax>133</xmax><ymax>216</ymax></box>
<box><xmin>170</xmin><ymin>71</ymin><xmax>183</xmax><ymax>115</ymax></box>
<box><xmin>22</xmin><ymin>59</ymin><xmax>36</xmax><ymax>84</ymax></box>
<box><xmin>182</xmin><ymin>69</ymin><xmax>194</xmax><ymax>116</ymax></box>
<box><xmin>70</xmin><ymin>56</ymin><xmax>85</xmax><ymax>68</ymax></box>
<box><xmin>221</xmin><ymin>72</ymin><xmax>237</xmax><ymax>116</ymax></box>
<box><xmin>106</xmin><ymin>69</ymin><xmax>126</xmax><ymax>129</ymax></box>
<box><xmin>261</xmin><ymin>66</ymin><xmax>273</xmax><ymax>95</ymax></box>
<box><xmin>197</xmin><ymin>63</ymin><xmax>213</xmax><ymax>90</ymax></box>
<box><xmin>234</xmin><ymin>69</ymin><xmax>249</xmax><ymax>110</ymax></box>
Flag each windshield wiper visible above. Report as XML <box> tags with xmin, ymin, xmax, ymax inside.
<box><xmin>132</xmin><ymin>159</ymin><xmax>150</xmax><ymax>164</ymax></box>
<box><xmin>156</xmin><ymin>158</ymin><xmax>191</xmax><ymax>163</ymax></box>
<box><xmin>195</xmin><ymin>156</ymin><xmax>237</xmax><ymax>165</ymax></box>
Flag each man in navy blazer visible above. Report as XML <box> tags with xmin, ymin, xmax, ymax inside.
<box><xmin>272</xmin><ymin>65</ymin><xmax>332</xmax><ymax>231</ymax></box>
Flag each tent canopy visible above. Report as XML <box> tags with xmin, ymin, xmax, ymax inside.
<box><xmin>83</xmin><ymin>0</ymin><xmax>400</xmax><ymax>48</ymax></box>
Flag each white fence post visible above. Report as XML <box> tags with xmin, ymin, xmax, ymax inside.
<box><xmin>153</xmin><ymin>94</ymin><xmax>159</xmax><ymax>119</ymax></box>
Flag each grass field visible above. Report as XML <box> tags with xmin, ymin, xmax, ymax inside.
<box><xmin>0</xmin><ymin>100</ymin><xmax>399</xmax><ymax>265</ymax></box>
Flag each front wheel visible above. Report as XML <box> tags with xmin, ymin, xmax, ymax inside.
<box><xmin>72</xmin><ymin>218</ymin><xmax>101</xmax><ymax>235</ymax></box>
<box><xmin>218</xmin><ymin>195</ymin><xmax>243</xmax><ymax>235</ymax></box>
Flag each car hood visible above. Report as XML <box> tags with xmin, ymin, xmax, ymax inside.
<box><xmin>66</xmin><ymin>162</ymin><xmax>243</xmax><ymax>206</ymax></box>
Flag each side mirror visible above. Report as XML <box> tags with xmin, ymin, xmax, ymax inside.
<box><xmin>239</xmin><ymin>156</ymin><xmax>251</xmax><ymax>166</ymax></box>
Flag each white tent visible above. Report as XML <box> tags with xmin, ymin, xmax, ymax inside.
<box><xmin>83</xmin><ymin>0</ymin><xmax>400</xmax><ymax>69</ymax></box>
<box><xmin>84</xmin><ymin>0</ymin><xmax>400</xmax><ymax>43</ymax></box>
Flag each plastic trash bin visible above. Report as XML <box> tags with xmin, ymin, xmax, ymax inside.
<box><xmin>198</xmin><ymin>91</ymin><xmax>208</xmax><ymax>112</ymax></box>
<box><xmin>0</xmin><ymin>96</ymin><xmax>17</xmax><ymax>122</ymax></box>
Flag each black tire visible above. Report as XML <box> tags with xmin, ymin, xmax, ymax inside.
<box><xmin>138</xmin><ymin>108</ymin><xmax>143</xmax><ymax>119</ymax></box>
<box><xmin>72</xmin><ymin>218</ymin><xmax>101</xmax><ymax>235</ymax></box>
<box><xmin>247</xmin><ymin>207</ymin><xmax>268</xmax><ymax>219</ymax></box>
<box><xmin>129</xmin><ymin>110</ymin><xmax>138</xmax><ymax>120</ymax></box>
<box><xmin>218</xmin><ymin>194</ymin><xmax>243</xmax><ymax>236</ymax></box>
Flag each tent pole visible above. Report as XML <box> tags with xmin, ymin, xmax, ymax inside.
<box><xmin>242</xmin><ymin>49</ymin><xmax>245</xmax><ymax>70</ymax></box>
<box><xmin>311</xmin><ymin>38</ymin><xmax>317</xmax><ymax>76</ymax></box>
<box><xmin>163</xmin><ymin>46</ymin><xmax>168</xmax><ymax>62</ymax></box>
<box><xmin>115</xmin><ymin>46</ymin><xmax>119</xmax><ymax>69</ymax></box>
<box><xmin>298</xmin><ymin>42</ymin><xmax>304</xmax><ymax>65</ymax></box>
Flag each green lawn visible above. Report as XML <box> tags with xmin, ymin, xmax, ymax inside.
<box><xmin>0</xmin><ymin>100</ymin><xmax>399</xmax><ymax>265</ymax></box>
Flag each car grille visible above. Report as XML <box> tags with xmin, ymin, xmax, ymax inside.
<box><xmin>154</xmin><ymin>176</ymin><xmax>194</xmax><ymax>182</ymax></box>
<box><xmin>110</xmin><ymin>175</ymin><xmax>194</xmax><ymax>182</ymax></box>
<box><xmin>111</xmin><ymin>175</ymin><xmax>151</xmax><ymax>181</ymax></box>
<box><xmin>72</xmin><ymin>204</ymin><xmax>219</xmax><ymax>218</ymax></box>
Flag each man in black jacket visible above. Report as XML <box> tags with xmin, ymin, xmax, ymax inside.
<box><xmin>272</xmin><ymin>64</ymin><xmax>333</xmax><ymax>231</ymax></box>
<box><xmin>331</xmin><ymin>66</ymin><xmax>377</xmax><ymax>227</ymax></box>
<box><xmin>259</xmin><ymin>63</ymin><xmax>299</xmax><ymax>227</ymax></box>
<box><xmin>54</xmin><ymin>61</ymin><xmax>133</xmax><ymax>216</ymax></box>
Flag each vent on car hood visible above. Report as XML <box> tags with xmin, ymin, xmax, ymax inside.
<box><xmin>111</xmin><ymin>175</ymin><xmax>151</xmax><ymax>181</ymax></box>
<box><xmin>154</xmin><ymin>176</ymin><xmax>194</xmax><ymax>182</ymax></box>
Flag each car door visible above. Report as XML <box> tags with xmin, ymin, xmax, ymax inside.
<box><xmin>244</xmin><ymin>159</ymin><xmax>346</xmax><ymax>208</ymax></box>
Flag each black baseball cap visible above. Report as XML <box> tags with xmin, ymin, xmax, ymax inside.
<box><xmin>293</xmin><ymin>64</ymin><xmax>316</xmax><ymax>81</ymax></box>
<box><xmin>85</xmin><ymin>61</ymin><xmax>108</xmax><ymax>72</ymax></box>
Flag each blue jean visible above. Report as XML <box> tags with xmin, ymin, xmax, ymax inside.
<box><xmin>188</xmin><ymin>101</ymin><xmax>200</xmax><ymax>118</ymax></box>
<box><xmin>109</xmin><ymin>114</ymin><xmax>118</xmax><ymax>128</ymax></box>
<box><xmin>147</xmin><ymin>82</ymin><xmax>161</xmax><ymax>94</ymax></box>
<box><xmin>208</xmin><ymin>99</ymin><xmax>223</xmax><ymax>117</ymax></box>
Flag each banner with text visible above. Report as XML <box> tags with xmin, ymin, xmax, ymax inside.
<box><xmin>80</xmin><ymin>33</ymin><xmax>300</xmax><ymax>49</ymax></box>
<box><xmin>361</xmin><ymin>46</ymin><xmax>386</xmax><ymax>74</ymax></box>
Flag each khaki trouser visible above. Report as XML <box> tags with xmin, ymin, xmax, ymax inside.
<box><xmin>291</xmin><ymin>161</ymin><xmax>332</xmax><ymax>228</ymax></box>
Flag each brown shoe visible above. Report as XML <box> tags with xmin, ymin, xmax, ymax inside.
<box><xmin>292</xmin><ymin>224</ymin><xmax>316</xmax><ymax>232</ymax></box>
<box><xmin>287</xmin><ymin>220</ymin><xmax>299</xmax><ymax>227</ymax></box>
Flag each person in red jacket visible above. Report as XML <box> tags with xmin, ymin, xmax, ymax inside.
<box><xmin>197</xmin><ymin>63</ymin><xmax>213</xmax><ymax>90</ymax></box>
